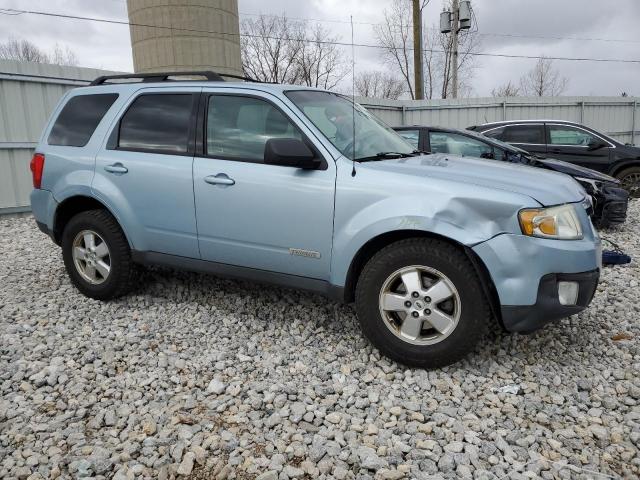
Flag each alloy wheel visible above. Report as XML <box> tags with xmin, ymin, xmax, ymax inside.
<box><xmin>72</xmin><ymin>230</ymin><xmax>111</xmax><ymax>285</ymax></box>
<box><xmin>378</xmin><ymin>265</ymin><xmax>461</xmax><ymax>346</ymax></box>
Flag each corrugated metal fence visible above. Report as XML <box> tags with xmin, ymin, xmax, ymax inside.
<box><xmin>0</xmin><ymin>60</ymin><xmax>117</xmax><ymax>214</ymax></box>
<box><xmin>359</xmin><ymin>96</ymin><xmax>639</xmax><ymax>145</ymax></box>
<box><xmin>1</xmin><ymin>59</ymin><xmax>638</xmax><ymax>213</ymax></box>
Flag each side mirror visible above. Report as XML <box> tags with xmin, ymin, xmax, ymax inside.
<box><xmin>264</xmin><ymin>138</ymin><xmax>320</xmax><ymax>169</ymax></box>
<box><xmin>587</xmin><ymin>140</ymin><xmax>607</xmax><ymax>151</ymax></box>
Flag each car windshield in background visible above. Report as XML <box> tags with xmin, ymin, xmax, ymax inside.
<box><xmin>285</xmin><ymin>90</ymin><xmax>415</xmax><ymax>161</ymax></box>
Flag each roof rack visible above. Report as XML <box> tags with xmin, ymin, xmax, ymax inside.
<box><xmin>89</xmin><ymin>71</ymin><xmax>262</xmax><ymax>86</ymax></box>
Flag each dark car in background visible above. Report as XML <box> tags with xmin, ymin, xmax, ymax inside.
<box><xmin>394</xmin><ymin>125</ymin><xmax>629</xmax><ymax>227</ymax></box>
<box><xmin>467</xmin><ymin>120</ymin><xmax>640</xmax><ymax>198</ymax></box>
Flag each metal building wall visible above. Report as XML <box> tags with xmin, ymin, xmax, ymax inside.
<box><xmin>359</xmin><ymin>96</ymin><xmax>639</xmax><ymax>145</ymax></box>
<box><xmin>0</xmin><ymin>60</ymin><xmax>118</xmax><ymax>214</ymax></box>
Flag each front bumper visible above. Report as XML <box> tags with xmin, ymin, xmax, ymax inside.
<box><xmin>591</xmin><ymin>185</ymin><xmax>629</xmax><ymax>227</ymax></box>
<box><xmin>501</xmin><ymin>269</ymin><xmax>599</xmax><ymax>332</ymax></box>
<box><xmin>473</xmin><ymin>206</ymin><xmax>601</xmax><ymax>333</ymax></box>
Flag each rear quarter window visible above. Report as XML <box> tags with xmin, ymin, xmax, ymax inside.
<box><xmin>487</xmin><ymin>124</ymin><xmax>544</xmax><ymax>144</ymax></box>
<box><xmin>48</xmin><ymin>93</ymin><xmax>118</xmax><ymax>147</ymax></box>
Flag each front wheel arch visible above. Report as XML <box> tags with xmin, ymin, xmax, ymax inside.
<box><xmin>609</xmin><ymin>160</ymin><xmax>640</xmax><ymax>178</ymax></box>
<box><xmin>344</xmin><ymin>230</ymin><xmax>501</xmax><ymax>326</ymax></box>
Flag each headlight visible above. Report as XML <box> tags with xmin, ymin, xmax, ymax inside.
<box><xmin>518</xmin><ymin>204</ymin><xmax>583</xmax><ymax>240</ymax></box>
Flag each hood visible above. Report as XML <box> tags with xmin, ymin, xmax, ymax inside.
<box><xmin>533</xmin><ymin>156</ymin><xmax>619</xmax><ymax>183</ymax></box>
<box><xmin>364</xmin><ymin>153</ymin><xmax>586</xmax><ymax>206</ymax></box>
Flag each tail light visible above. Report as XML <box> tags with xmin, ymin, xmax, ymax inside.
<box><xmin>30</xmin><ymin>153</ymin><xmax>45</xmax><ymax>189</ymax></box>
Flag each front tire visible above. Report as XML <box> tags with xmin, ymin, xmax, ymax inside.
<box><xmin>616</xmin><ymin>166</ymin><xmax>640</xmax><ymax>198</ymax></box>
<box><xmin>355</xmin><ymin>238</ymin><xmax>491</xmax><ymax>368</ymax></box>
<box><xmin>61</xmin><ymin>209</ymin><xmax>137</xmax><ymax>300</ymax></box>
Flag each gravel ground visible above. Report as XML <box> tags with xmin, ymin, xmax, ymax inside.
<box><xmin>1</xmin><ymin>202</ymin><xmax>639</xmax><ymax>480</ymax></box>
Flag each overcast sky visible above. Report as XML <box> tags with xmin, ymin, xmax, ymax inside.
<box><xmin>0</xmin><ymin>0</ymin><xmax>638</xmax><ymax>97</ymax></box>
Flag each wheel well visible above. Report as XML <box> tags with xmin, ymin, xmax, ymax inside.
<box><xmin>343</xmin><ymin>230</ymin><xmax>503</xmax><ymax>327</ymax></box>
<box><xmin>53</xmin><ymin>196</ymin><xmax>112</xmax><ymax>245</ymax></box>
<box><xmin>610</xmin><ymin>161</ymin><xmax>640</xmax><ymax>178</ymax></box>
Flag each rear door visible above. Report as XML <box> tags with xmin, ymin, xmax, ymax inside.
<box><xmin>545</xmin><ymin>123</ymin><xmax>612</xmax><ymax>172</ymax></box>
<box><xmin>93</xmin><ymin>88</ymin><xmax>200</xmax><ymax>258</ymax></box>
<box><xmin>192</xmin><ymin>89</ymin><xmax>336</xmax><ymax>279</ymax></box>
<box><xmin>483</xmin><ymin>123</ymin><xmax>546</xmax><ymax>156</ymax></box>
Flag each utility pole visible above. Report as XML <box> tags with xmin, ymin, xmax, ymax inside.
<box><xmin>451</xmin><ymin>0</ymin><xmax>459</xmax><ymax>98</ymax></box>
<box><xmin>440</xmin><ymin>0</ymin><xmax>473</xmax><ymax>99</ymax></box>
<box><xmin>412</xmin><ymin>0</ymin><xmax>424</xmax><ymax>100</ymax></box>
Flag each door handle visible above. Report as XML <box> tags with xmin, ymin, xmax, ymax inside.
<box><xmin>204</xmin><ymin>174</ymin><xmax>235</xmax><ymax>186</ymax></box>
<box><xmin>104</xmin><ymin>163</ymin><xmax>128</xmax><ymax>174</ymax></box>
<box><xmin>549</xmin><ymin>148</ymin><xmax>562</xmax><ymax>153</ymax></box>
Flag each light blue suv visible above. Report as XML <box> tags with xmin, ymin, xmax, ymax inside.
<box><xmin>30</xmin><ymin>72</ymin><xmax>601</xmax><ymax>367</ymax></box>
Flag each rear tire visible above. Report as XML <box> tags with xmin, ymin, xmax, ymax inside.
<box><xmin>355</xmin><ymin>238</ymin><xmax>491</xmax><ymax>368</ymax></box>
<box><xmin>61</xmin><ymin>209</ymin><xmax>137</xmax><ymax>300</ymax></box>
<box><xmin>616</xmin><ymin>166</ymin><xmax>640</xmax><ymax>198</ymax></box>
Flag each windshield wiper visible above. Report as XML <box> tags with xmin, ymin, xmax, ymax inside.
<box><xmin>356</xmin><ymin>151</ymin><xmax>416</xmax><ymax>162</ymax></box>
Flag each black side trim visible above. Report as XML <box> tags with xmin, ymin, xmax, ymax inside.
<box><xmin>36</xmin><ymin>220</ymin><xmax>53</xmax><ymax>238</ymax></box>
<box><xmin>131</xmin><ymin>251</ymin><xmax>346</xmax><ymax>302</ymax></box>
<box><xmin>501</xmin><ymin>269</ymin><xmax>599</xmax><ymax>333</ymax></box>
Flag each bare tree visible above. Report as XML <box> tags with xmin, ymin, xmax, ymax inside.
<box><xmin>0</xmin><ymin>38</ymin><xmax>49</xmax><ymax>62</ymax></box>
<box><xmin>240</xmin><ymin>15</ymin><xmax>305</xmax><ymax>84</ymax></box>
<box><xmin>519</xmin><ymin>56</ymin><xmax>568</xmax><ymax>96</ymax></box>
<box><xmin>0</xmin><ymin>37</ymin><xmax>79</xmax><ymax>66</ymax></box>
<box><xmin>51</xmin><ymin>44</ymin><xmax>79</xmax><ymax>66</ymax></box>
<box><xmin>373</xmin><ymin>0</ymin><xmax>415</xmax><ymax>99</ymax></box>
<box><xmin>241</xmin><ymin>15</ymin><xmax>347</xmax><ymax>89</ymax></box>
<box><xmin>491</xmin><ymin>80</ymin><xmax>520</xmax><ymax>97</ymax></box>
<box><xmin>296</xmin><ymin>24</ymin><xmax>347</xmax><ymax>90</ymax></box>
<box><xmin>355</xmin><ymin>70</ymin><xmax>405</xmax><ymax>99</ymax></box>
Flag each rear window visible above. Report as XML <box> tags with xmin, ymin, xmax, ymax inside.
<box><xmin>48</xmin><ymin>93</ymin><xmax>118</xmax><ymax>147</ymax></box>
<box><xmin>118</xmin><ymin>94</ymin><xmax>195</xmax><ymax>154</ymax></box>
<box><xmin>486</xmin><ymin>124</ymin><xmax>544</xmax><ymax>144</ymax></box>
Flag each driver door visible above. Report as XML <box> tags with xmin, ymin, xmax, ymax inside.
<box><xmin>192</xmin><ymin>89</ymin><xmax>336</xmax><ymax>280</ymax></box>
<box><xmin>546</xmin><ymin>123</ymin><xmax>612</xmax><ymax>172</ymax></box>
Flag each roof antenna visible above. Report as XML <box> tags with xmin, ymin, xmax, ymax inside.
<box><xmin>350</xmin><ymin>15</ymin><xmax>357</xmax><ymax>177</ymax></box>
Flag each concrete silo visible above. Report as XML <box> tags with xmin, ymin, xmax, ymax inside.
<box><xmin>126</xmin><ymin>0</ymin><xmax>242</xmax><ymax>75</ymax></box>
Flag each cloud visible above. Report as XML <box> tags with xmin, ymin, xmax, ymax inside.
<box><xmin>0</xmin><ymin>0</ymin><xmax>638</xmax><ymax>96</ymax></box>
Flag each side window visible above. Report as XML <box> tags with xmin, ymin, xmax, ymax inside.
<box><xmin>502</xmin><ymin>125</ymin><xmax>544</xmax><ymax>144</ymax></box>
<box><xmin>429</xmin><ymin>132</ymin><xmax>493</xmax><ymax>158</ymax></box>
<box><xmin>206</xmin><ymin>95</ymin><xmax>302</xmax><ymax>162</ymax></box>
<box><xmin>549</xmin><ymin>125</ymin><xmax>596</xmax><ymax>146</ymax></box>
<box><xmin>48</xmin><ymin>94</ymin><xmax>118</xmax><ymax>147</ymax></box>
<box><xmin>483</xmin><ymin>126</ymin><xmax>506</xmax><ymax>140</ymax></box>
<box><xmin>118</xmin><ymin>94</ymin><xmax>195</xmax><ymax>154</ymax></box>
<box><xmin>396</xmin><ymin>129</ymin><xmax>420</xmax><ymax>149</ymax></box>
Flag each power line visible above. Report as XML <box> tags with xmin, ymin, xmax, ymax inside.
<box><xmin>96</xmin><ymin>0</ymin><xmax>640</xmax><ymax>44</ymax></box>
<box><xmin>1</xmin><ymin>7</ymin><xmax>640</xmax><ymax>65</ymax></box>
<box><xmin>236</xmin><ymin>10</ymin><xmax>640</xmax><ymax>45</ymax></box>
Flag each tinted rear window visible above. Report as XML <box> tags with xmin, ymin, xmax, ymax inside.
<box><xmin>48</xmin><ymin>94</ymin><xmax>118</xmax><ymax>147</ymax></box>
<box><xmin>487</xmin><ymin>124</ymin><xmax>544</xmax><ymax>144</ymax></box>
<box><xmin>118</xmin><ymin>94</ymin><xmax>195</xmax><ymax>154</ymax></box>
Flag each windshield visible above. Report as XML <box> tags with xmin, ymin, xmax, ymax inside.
<box><xmin>285</xmin><ymin>90</ymin><xmax>415</xmax><ymax>160</ymax></box>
